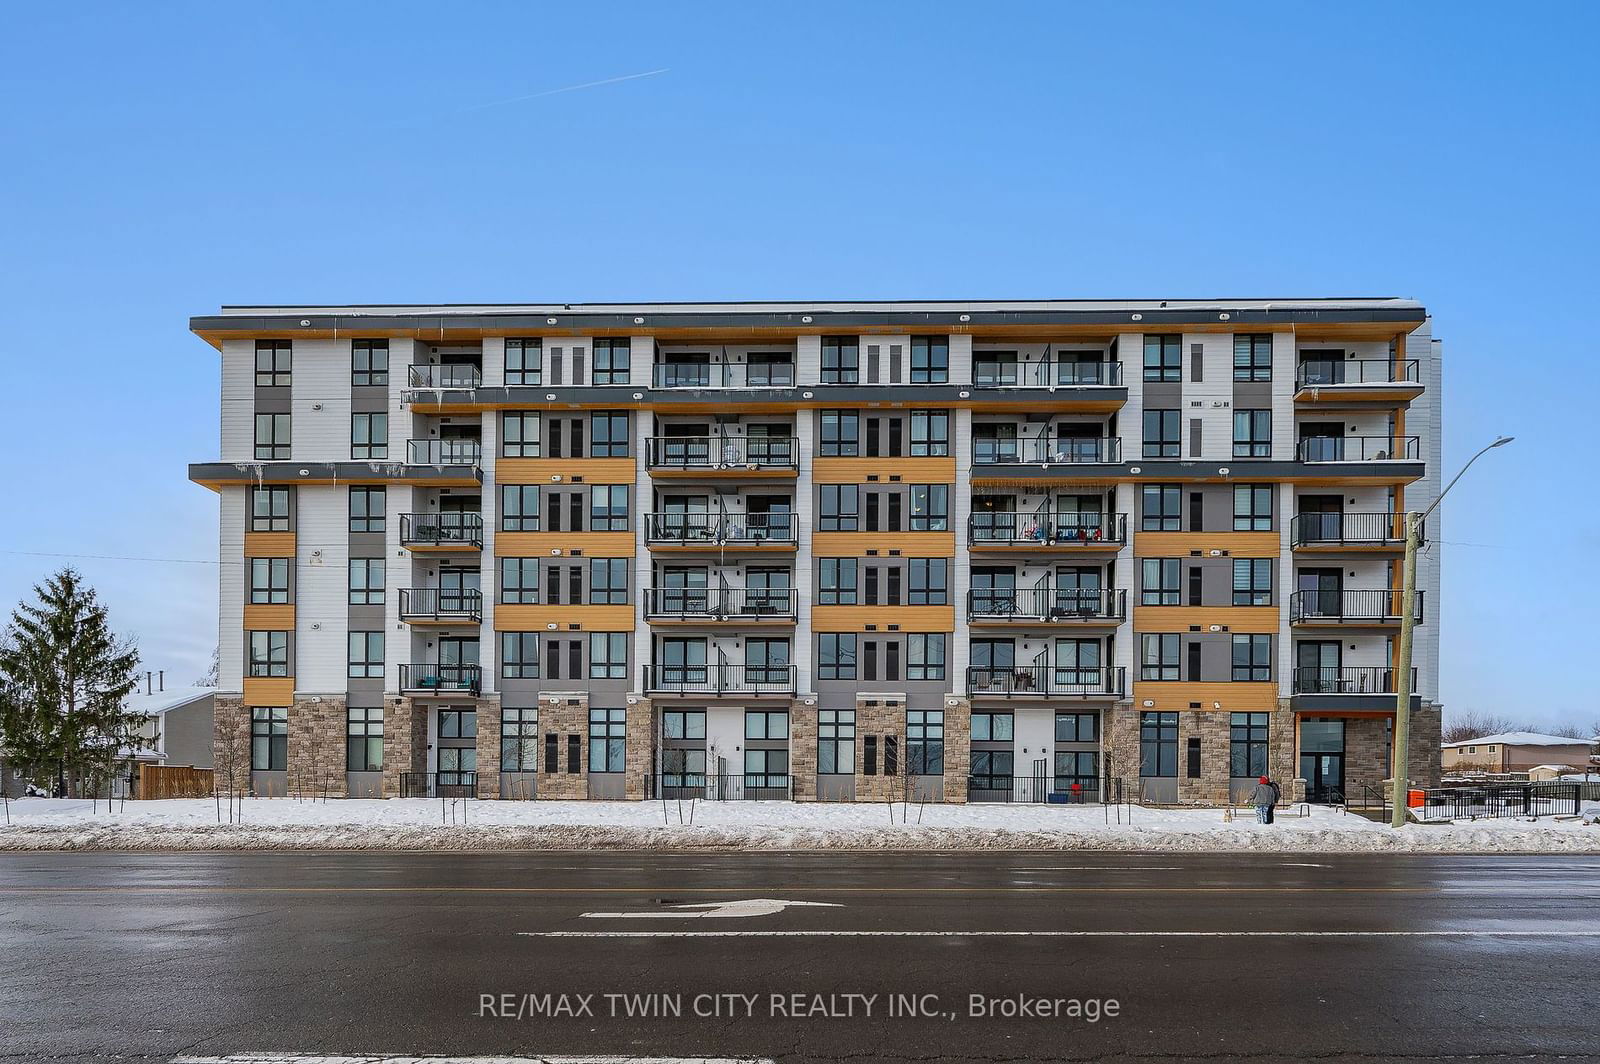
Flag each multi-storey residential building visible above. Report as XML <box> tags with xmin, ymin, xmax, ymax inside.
<box><xmin>190</xmin><ymin>299</ymin><xmax>1442</xmax><ymax>806</ymax></box>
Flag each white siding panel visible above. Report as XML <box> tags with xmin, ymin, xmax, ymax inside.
<box><xmin>220</xmin><ymin>339</ymin><xmax>255</xmax><ymax>461</ymax></box>
<box><xmin>291</xmin><ymin>339</ymin><xmax>353</xmax><ymax>462</ymax></box>
<box><xmin>294</xmin><ymin>486</ymin><xmax>349</xmax><ymax>692</ymax></box>
<box><xmin>219</xmin><ymin>487</ymin><xmax>246</xmax><ymax>691</ymax></box>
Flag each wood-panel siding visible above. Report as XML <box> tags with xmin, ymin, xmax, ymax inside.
<box><xmin>243</xmin><ymin>604</ymin><xmax>295</xmax><ymax>630</ymax></box>
<box><xmin>242</xmin><ymin>677</ymin><xmax>295</xmax><ymax>707</ymax></box>
<box><xmin>1131</xmin><ymin>682</ymin><xmax>1278</xmax><ymax>711</ymax></box>
<box><xmin>811</xmin><ymin>457</ymin><xmax>957</xmax><ymax>483</ymax></box>
<box><xmin>809</xmin><ymin>605</ymin><xmax>956</xmax><ymax>632</ymax></box>
<box><xmin>244</xmin><ymin>532</ymin><xmax>296</xmax><ymax>557</ymax></box>
<box><xmin>1133</xmin><ymin>532</ymin><xmax>1279</xmax><ymax>556</ymax></box>
<box><xmin>494</xmin><ymin>532</ymin><xmax>635</xmax><ymax>557</ymax></box>
<box><xmin>496</xmin><ymin>457</ymin><xmax>636</xmax><ymax>482</ymax></box>
<box><xmin>493</xmin><ymin>604</ymin><xmax>635</xmax><ymax>631</ymax></box>
<box><xmin>1131</xmin><ymin>606</ymin><xmax>1280</xmax><ymax>633</ymax></box>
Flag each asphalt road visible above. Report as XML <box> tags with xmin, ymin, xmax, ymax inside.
<box><xmin>1</xmin><ymin>851</ymin><xmax>1597</xmax><ymax>1063</ymax></box>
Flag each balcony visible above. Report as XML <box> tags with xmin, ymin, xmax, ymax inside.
<box><xmin>408</xmin><ymin>364</ymin><xmax>482</xmax><ymax>390</ymax></box>
<box><xmin>967</xmin><ymin>587</ymin><xmax>1126</xmax><ymax>624</ymax></box>
<box><xmin>646</xmin><ymin>435</ymin><xmax>798</xmax><ymax>474</ymax></box>
<box><xmin>643</xmin><ymin>663</ymin><xmax>797</xmax><ymax>696</ymax></box>
<box><xmin>965</xmin><ymin>665</ymin><xmax>1125</xmax><ymax>698</ymax></box>
<box><xmin>398</xmin><ymin>588</ymin><xmax>483</xmax><ymax>625</ymax></box>
<box><xmin>652</xmin><ymin>362</ymin><xmax>796</xmax><ymax>389</ymax></box>
<box><xmin>1291</xmin><ymin>666</ymin><xmax>1417</xmax><ymax>695</ymax></box>
<box><xmin>1294</xmin><ymin>359</ymin><xmax>1423</xmax><ymax>402</ymax></box>
<box><xmin>644</xmin><ymin>512</ymin><xmax>797</xmax><ymax>549</ymax></box>
<box><xmin>1296</xmin><ymin>435</ymin><xmax>1421</xmax><ymax>462</ymax></box>
<box><xmin>972</xmin><ymin>358</ymin><xmax>1123</xmax><ymax>388</ymax></box>
<box><xmin>644</xmin><ymin>587</ymin><xmax>798</xmax><ymax>622</ymax></box>
<box><xmin>1292</xmin><ymin>512</ymin><xmax>1410</xmax><ymax>550</ymax></box>
<box><xmin>972</xmin><ymin>436</ymin><xmax>1121</xmax><ymax>467</ymax></box>
<box><xmin>399</xmin><ymin>513</ymin><xmax>483</xmax><ymax>551</ymax></box>
<box><xmin>968</xmin><ymin>511</ymin><xmax>1127</xmax><ymax>550</ymax></box>
<box><xmin>406</xmin><ymin>439</ymin><xmax>482</xmax><ymax>466</ymax></box>
<box><xmin>1289</xmin><ymin>589</ymin><xmax>1423</xmax><ymax>626</ymax></box>
<box><xmin>398</xmin><ymin>663</ymin><xmax>481</xmax><ymax>696</ymax></box>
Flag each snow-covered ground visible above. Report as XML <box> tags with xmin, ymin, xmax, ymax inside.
<box><xmin>2</xmin><ymin>796</ymin><xmax>1597</xmax><ymax>852</ymax></box>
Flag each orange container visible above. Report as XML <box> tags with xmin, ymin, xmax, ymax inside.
<box><xmin>1407</xmin><ymin>789</ymin><xmax>1425</xmax><ymax>808</ymax></box>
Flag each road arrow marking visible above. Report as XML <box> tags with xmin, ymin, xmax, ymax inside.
<box><xmin>579</xmin><ymin>898</ymin><xmax>842</xmax><ymax>920</ymax></box>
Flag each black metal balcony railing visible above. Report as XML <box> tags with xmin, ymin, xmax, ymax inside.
<box><xmin>646</xmin><ymin>435</ymin><xmax>799</xmax><ymax>470</ymax></box>
<box><xmin>1291</xmin><ymin>666</ymin><xmax>1419</xmax><ymax>695</ymax></box>
<box><xmin>1292</xmin><ymin>512</ymin><xmax>1411</xmax><ymax>547</ymax></box>
<box><xmin>971</xmin><ymin>358</ymin><xmax>1123</xmax><ymax>388</ymax></box>
<box><xmin>644</xmin><ymin>587</ymin><xmax>798</xmax><ymax>620</ymax></box>
<box><xmin>968</xmin><ymin>511</ymin><xmax>1128</xmax><ymax>547</ymax></box>
<box><xmin>1297</xmin><ymin>435</ymin><xmax>1422</xmax><ymax>462</ymax></box>
<box><xmin>1296</xmin><ymin>358</ymin><xmax>1421</xmax><ymax>388</ymax></box>
<box><xmin>644</xmin><ymin>512</ymin><xmax>797</xmax><ymax>545</ymax></box>
<box><xmin>966</xmin><ymin>665</ymin><xmax>1125</xmax><ymax>697</ymax></box>
<box><xmin>408</xmin><ymin>364</ymin><xmax>482</xmax><ymax>390</ymax></box>
<box><xmin>972</xmin><ymin>436</ymin><xmax>1121</xmax><ymax>465</ymax></box>
<box><xmin>643</xmin><ymin>663</ymin><xmax>797</xmax><ymax>695</ymax></box>
<box><xmin>398</xmin><ymin>663</ymin><xmax>482</xmax><ymax>694</ymax></box>
<box><xmin>405</xmin><ymin>438</ymin><xmax>482</xmax><ymax>466</ymax></box>
<box><xmin>1289</xmin><ymin>589</ymin><xmax>1424</xmax><ymax>624</ymax></box>
<box><xmin>400</xmin><ymin>512</ymin><xmax>484</xmax><ymax>548</ymax></box>
<box><xmin>967</xmin><ymin>587</ymin><xmax>1126</xmax><ymax>623</ymax></box>
<box><xmin>399</xmin><ymin>771</ymin><xmax>478</xmax><ymax>798</ymax></box>
<box><xmin>653</xmin><ymin>362</ymin><xmax>797</xmax><ymax>389</ymax></box>
<box><xmin>399</xmin><ymin>588</ymin><xmax>483</xmax><ymax>622</ymax></box>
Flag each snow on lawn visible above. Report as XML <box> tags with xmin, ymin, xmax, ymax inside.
<box><xmin>1</xmin><ymin>796</ymin><xmax>1596</xmax><ymax>853</ymax></box>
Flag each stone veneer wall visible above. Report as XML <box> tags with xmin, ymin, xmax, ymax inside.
<box><xmin>212</xmin><ymin>695</ymin><xmax>249</xmax><ymax>795</ymax></box>
<box><xmin>940</xmin><ymin>698</ymin><xmax>971</xmax><ymax>804</ymax></box>
<box><xmin>1410</xmin><ymin>703</ymin><xmax>1442</xmax><ymax>788</ymax></box>
<box><xmin>789</xmin><ymin>702</ymin><xmax>818</xmax><ymax>801</ymax></box>
<box><xmin>473</xmin><ymin>696</ymin><xmax>502</xmax><ymax>798</ymax></box>
<box><xmin>854</xmin><ymin>700</ymin><xmax>904</xmax><ymax>802</ymax></box>
<box><xmin>1342</xmin><ymin>716</ymin><xmax>1392</xmax><ymax>799</ymax></box>
<box><xmin>288</xmin><ymin>696</ymin><xmax>348</xmax><ymax>797</ymax></box>
<box><xmin>539</xmin><ymin>695</ymin><xmax>590</xmax><ymax>799</ymax></box>
<box><xmin>624</xmin><ymin>699</ymin><xmax>652</xmax><ymax>799</ymax></box>
<box><xmin>1105</xmin><ymin>705</ymin><xmax>1298</xmax><ymax>806</ymax></box>
<box><xmin>382</xmin><ymin>697</ymin><xmax>426</xmax><ymax>797</ymax></box>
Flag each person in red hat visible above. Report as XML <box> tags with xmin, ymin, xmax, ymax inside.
<box><xmin>1253</xmin><ymin>775</ymin><xmax>1277</xmax><ymax>824</ymax></box>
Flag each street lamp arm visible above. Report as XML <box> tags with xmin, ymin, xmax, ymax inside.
<box><xmin>1418</xmin><ymin>435</ymin><xmax>1514</xmax><ymax>521</ymax></box>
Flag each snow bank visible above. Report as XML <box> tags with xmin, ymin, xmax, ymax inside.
<box><xmin>1</xmin><ymin>797</ymin><xmax>1596</xmax><ymax>853</ymax></box>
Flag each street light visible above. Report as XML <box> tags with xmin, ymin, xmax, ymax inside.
<box><xmin>1391</xmin><ymin>434</ymin><xmax>1514</xmax><ymax>827</ymax></box>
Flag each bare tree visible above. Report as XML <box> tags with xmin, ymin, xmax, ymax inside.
<box><xmin>1544</xmin><ymin>721</ymin><xmax>1593</xmax><ymax>740</ymax></box>
<box><xmin>1441</xmin><ymin>710</ymin><xmax>1521</xmax><ymax>744</ymax></box>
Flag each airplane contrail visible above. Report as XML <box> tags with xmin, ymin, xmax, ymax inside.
<box><xmin>456</xmin><ymin>67</ymin><xmax>671</xmax><ymax>113</ymax></box>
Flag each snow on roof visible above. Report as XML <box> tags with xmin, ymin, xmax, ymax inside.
<box><xmin>1441</xmin><ymin>731</ymin><xmax>1591</xmax><ymax>749</ymax></box>
<box><xmin>124</xmin><ymin>686</ymin><xmax>214</xmax><ymax>718</ymax></box>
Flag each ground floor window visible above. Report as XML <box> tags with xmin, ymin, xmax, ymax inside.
<box><xmin>744</xmin><ymin>748</ymin><xmax>789</xmax><ymax>788</ymax></box>
<box><xmin>819</xmin><ymin>709</ymin><xmax>855</xmax><ymax>774</ymax></box>
<box><xmin>907</xmin><ymin>710</ymin><xmax>944</xmax><ymax>775</ymax></box>
<box><xmin>970</xmin><ymin>750</ymin><xmax>1013</xmax><ymax>789</ymax></box>
<box><xmin>589</xmin><ymin>708</ymin><xmax>626</xmax><ymax>772</ymax></box>
<box><xmin>1140</xmin><ymin>711</ymin><xmax>1178</xmax><ymax>777</ymax></box>
<box><xmin>1054</xmin><ymin>751</ymin><xmax>1098</xmax><ymax>794</ymax></box>
<box><xmin>250</xmin><ymin>707</ymin><xmax>287</xmax><ymax>770</ymax></box>
<box><xmin>346</xmin><ymin>707</ymin><xmax>383</xmax><ymax>771</ymax></box>
<box><xmin>662</xmin><ymin>747</ymin><xmax>706</xmax><ymax>787</ymax></box>
<box><xmin>1229</xmin><ymin>712</ymin><xmax>1269</xmax><ymax>778</ymax></box>
<box><xmin>438</xmin><ymin>747</ymin><xmax>476</xmax><ymax>786</ymax></box>
<box><xmin>500</xmin><ymin>708</ymin><xmax>538</xmax><ymax>771</ymax></box>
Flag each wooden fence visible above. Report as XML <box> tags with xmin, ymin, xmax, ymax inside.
<box><xmin>136</xmin><ymin>763</ymin><xmax>214</xmax><ymax>800</ymax></box>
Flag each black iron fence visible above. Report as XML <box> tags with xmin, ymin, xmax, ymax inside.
<box><xmin>1291</xmin><ymin>512</ymin><xmax>1412</xmax><ymax>547</ymax></box>
<box><xmin>399</xmin><ymin>771</ymin><xmax>478</xmax><ymax>798</ymax></box>
<box><xmin>1419</xmin><ymin>782</ymin><xmax>1586</xmax><ymax>821</ymax></box>
<box><xmin>1290</xmin><ymin>589</ymin><xmax>1424</xmax><ymax>624</ymax></box>
<box><xmin>399</xmin><ymin>588</ymin><xmax>484</xmax><ymax>622</ymax></box>
<box><xmin>400</xmin><ymin>512</ymin><xmax>484</xmax><ymax>548</ymax></box>
<box><xmin>1291</xmin><ymin>666</ymin><xmax>1418</xmax><ymax>695</ymax></box>
<box><xmin>398</xmin><ymin>663</ymin><xmax>482</xmax><ymax>694</ymax></box>
<box><xmin>966</xmin><ymin>776</ymin><xmax>1109</xmax><ymax>804</ymax></box>
<box><xmin>647</xmin><ymin>772</ymin><xmax>792</xmax><ymax>801</ymax></box>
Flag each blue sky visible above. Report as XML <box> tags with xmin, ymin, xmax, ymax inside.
<box><xmin>0</xmin><ymin>2</ymin><xmax>1594</xmax><ymax>727</ymax></box>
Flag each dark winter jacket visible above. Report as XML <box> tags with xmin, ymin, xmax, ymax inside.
<box><xmin>1253</xmin><ymin>782</ymin><xmax>1277</xmax><ymax>806</ymax></box>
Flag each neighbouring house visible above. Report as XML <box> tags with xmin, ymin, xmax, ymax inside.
<box><xmin>129</xmin><ymin>685</ymin><xmax>216</xmax><ymax>771</ymax></box>
<box><xmin>1441</xmin><ymin>732</ymin><xmax>1592</xmax><ymax>775</ymax></box>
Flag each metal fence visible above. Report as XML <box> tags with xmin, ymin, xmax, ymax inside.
<box><xmin>1418</xmin><ymin>782</ymin><xmax>1586</xmax><ymax>821</ymax></box>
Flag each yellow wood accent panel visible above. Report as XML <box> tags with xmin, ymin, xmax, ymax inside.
<box><xmin>494</xmin><ymin>604</ymin><xmax>635</xmax><ymax>631</ymax></box>
<box><xmin>809</xmin><ymin>605</ymin><xmax>955</xmax><ymax>632</ymax></box>
<box><xmin>243</xmin><ymin>604</ymin><xmax>295</xmax><ymax>630</ymax></box>
<box><xmin>1132</xmin><ymin>606</ymin><xmax>1280</xmax><ymax>633</ymax></box>
<box><xmin>810</xmin><ymin>532</ymin><xmax>956</xmax><ymax>557</ymax></box>
<box><xmin>811</xmin><ymin>457</ymin><xmax>957</xmax><ymax>483</ymax></box>
<box><xmin>244</xmin><ymin>532</ymin><xmax>296</xmax><ymax>557</ymax></box>
<box><xmin>494</xmin><ymin>532</ymin><xmax>635</xmax><ymax>557</ymax></box>
<box><xmin>496</xmin><ymin>458</ymin><xmax>636</xmax><ymax>482</ymax></box>
<box><xmin>1134</xmin><ymin>532</ymin><xmax>1279</xmax><ymax>557</ymax></box>
<box><xmin>1132</xmin><ymin>682</ymin><xmax>1278</xmax><ymax>711</ymax></box>
<box><xmin>242</xmin><ymin>677</ymin><xmax>294</xmax><ymax>707</ymax></box>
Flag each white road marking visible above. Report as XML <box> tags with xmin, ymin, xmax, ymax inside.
<box><xmin>174</xmin><ymin>1056</ymin><xmax>773</xmax><ymax>1063</ymax></box>
<box><xmin>520</xmin><ymin>929</ymin><xmax>1600</xmax><ymax>939</ymax></box>
<box><xmin>580</xmin><ymin>898</ymin><xmax>842</xmax><ymax>920</ymax></box>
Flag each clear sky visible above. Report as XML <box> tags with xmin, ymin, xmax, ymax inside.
<box><xmin>1</xmin><ymin>2</ymin><xmax>1594</xmax><ymax>727</ymax></box>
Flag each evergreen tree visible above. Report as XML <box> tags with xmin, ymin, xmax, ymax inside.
<box><xmin>0</xmin><ymin>569</ymin><xmax>143</xmax><ymax>796</ymax></box>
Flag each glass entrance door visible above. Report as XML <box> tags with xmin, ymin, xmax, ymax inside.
<box><xmin>1296</xmin><ymin>641</ymin><xmax>1342</xmax><ymax>693</ymax></box>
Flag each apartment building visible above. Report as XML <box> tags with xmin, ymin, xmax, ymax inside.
<box><xmin>190</xmin><ymin>298</ymin><xmax>1443</xmax><ymax>806</ymax></box>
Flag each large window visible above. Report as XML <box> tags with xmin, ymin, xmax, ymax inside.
<box><xmin>500</xmin><ymin>558</ymin><xmax>539</xmax><ymax>604</ymax></box>
<box><xmin>500</xmin><ymin>632</ymin><xmax>539</xmax><ymax>678</ymax></box>
<box><xmin>1233</xmin><ymin>334</ymin><xmax>1272</xmax><ymax>382</ymax></box>
<box><xmin>1140</xmin><ymin>712</ymin><xmax>1178</xmax><ymax>777</ymax></box>
<box><xmin>590</xmin><ymin>411</ymin><xmax>629</xmax><ymax>456</ymax></box>
<box><xmin>1232</xmin><ymin>634</ymin><xmax>1272</xmax><ymax>682</ymax></box>
<box><xmin>970</xmin><ymin>750</ymin><xmax>1013</xmax><ymax>790</ymax></box>
<box><xmin>352</xmin><ymin>339</ymin><xmax>388</xmax><ymax>386</ymax></box>
<box><xmin>818</xmin><ymin>558</ymin><xmax>857</xmax><ymax>604</ymax></box>
<box><xmin>907</xmin><ymin>710</ymin><xmax>944</xmax><ymax>775</ymax></box>
<box><xmin>908</xmin><ymin>557</ymin><xmax>948</xmax><ymax>605</ymax></box>
<box><xmin>909</xmin><ymin>410</ymin><xmax>950</xmax><ymax>456</ymax></box>
<box><xmin>589</xmin><ymin>632</ymin><xmax>627</xmax><ymax>679</ymax></box>
<box><xmin>505</xmin><ymin>338</ymin><xmax>542</xmax><ymax>385</ymax></box>
<box><xmin>1232</xmin><ymin>558</ymin><xmax>1273</xmax><ymax>606</ymax></box>
<box><xmin>909</xmin><ymin>484</ymin><xmax>949</xmax><ymax>531</ymax></box>
<box><xmin>251</xmin><ymin>487</ymin><xmax>290</xmax><ymax>531</ymax></box>
<box><xmin>501</xmin><ymin>707</ymin><xmax>539</xmax><ymax>772</ymax></box>
<box><xmin>1143</xmin><ymin>410</ymin><xmax>1180</xmax><ymax>458</ymax></box>
<box><xmin>503</xmin><ymin>412</ymin><xmax>541</xmax><ymax>457</ymax></box>
<box><xmin>592</xmin><ymin>338</ymin><xmax>630</xmax><ymax>385</ymax></box>
<box><xmin>255</xmin><ymin>340</ymin><xmax>291</xmax><ymax>387</ymax></box>
<box><xmin>589</xmin><ymin>558</ymin><xmax>627</xmax><ymax>604</ymax></box>
<box><xmin>249</xmin><ymin>558</ymin><xmax>290</xmax><ymax>604</ymax></box>
<box><xmin>349</xmin><ymin>487</ymin><xmax>385</xmax><ymax>533</ymax></box>
<box><xmin>745</xmin><ymin>709</ymin><xmax>789</xmax><ymax>740</ymax></box>
<box><xmin>818</xmin><ymin>709</ymin><xmax>855</xmax><ymax>774</ymax></box>
<box><xmin>1230</xmin><ymin>712</ymin><xmax>1269</xmax><ymax>777</ymax></box>
<box><xmin>1233</xmin><ymin>410</ymin><xmax>1272</xmax><ymax>457</ymax></box>
<box><xmin>500</xmin><ymin>484</ymin><xmax>540</xmax><ymax>531</ymax></box>
<box><xmin>254</xmin><ymin>413</ymin><xmax>290</xmax><ymax>459</ymax></box>
<box><xmin>351</xmin><ymin>413</ymin><xmax>387</xmax><ymax>459</ymax></box>
<box><xmin>1233</xmin><ymin>484</ymin><xmax>1273</xmax><ymax>531</ymax></box>
<box><xmin>1141</xmin><ymin>559</ymin><xmax>1180</xmax><ymax>606</ymax></box>
<box><xmin>1143</xmin><ymin>335</ymin><xmax>1180</xmax><ymax>382</ymax></box>
<box><xmin>820</xmin><ymin>410</ymin><xmax>859</xmax><ymax>456</ymax></box>
<box><xmin>348</xmin><ymin>558</ymin><xmax>384</xmax><ymax>605</ymax></box>
<box><xmin>250</xmin><ymin>707</ymin><xmax>287</xmax><ymax>770</ymax></box>
<box><xmin>248</xmin><ymin>631</ymin><xmax>288</xmax><ymax>677</ymax></box>
<box><xmin>1142</xmin><ymin>484</ymin><xmax>1181</xmax><ymax>531</ymax></box>
<box><xmin>589</xmin><ymin>485</ymin><xmax>628</xmax><ymax>531</ymax></box>
<box><xmin>819</xmin><ymin>484</ymin><xmax>859</xmax><ymax>530</ymax></box>
<box><xmin>818</xmin><ymin>633</ymin><xmax>857</xmax><ymax>680</ymax></box>
<box><xmin>907</xmin><ymin>632</ymin><xmax>946</xmax><ymax>680</ymax></box>
<box><xmin>347</xmin><ymin>707</ymin><xmax>383</xmax><ymax>772</ymax></box>
<box><xmin>662</xmin><ymin>709</ymin><xmax>706</xmax><ymax>740</ymax></box>
<box><xmin>1055</xmin><ymin>712</ymin><xmax>1099</xmax><ymax>743</ymax></box>
<box><xmin>910</xmin><ymin>336</ymin><xmax>949</xmax><ymax>383</ymax></box>
<box><xmin>821</xmin><ymin>336</ymin><xmax>859</xmax><ymax>384</ymax></box>
<box><xmin>588</xmin><ymin>709</ymin><xmax>626</xmax><ymax>772</ymax></box>
<box><xmin>1141</xmin><ymin>633</ymin><xmax>1180</xmax><ymax>681</ymax></box>
<box><xmin>347</xmin><ymin>631</ymin><xmax>383</xmax><ymax>678</ymax></box>
<box><xmin>971</xmin><ymin>711</ymin><xmax>1014</xmax><ymax>742</ymax></box>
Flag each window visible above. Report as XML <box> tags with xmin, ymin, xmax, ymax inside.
<box><xmin>347</xmin><ymin>707</ymin><xmax>383</xmax><ymax>772</ymax></box>
<box><xmin>745</xmin><ymin>710</ymin><xmax>789</xmax><ymax>740</ymax></box>
<box><xmin>588</xmin><ymin>558</ymin><xmax>627</xmax><ymax>604</ymax></box>
<box><xmin>1232</xmin><ymin>634</ymin><xmax>1272</xmax><ymax>682</ymax></box>
<box><xmin>348</xmin><ymin>558</ymin><xmax>384</xmax><ymax>605</ymax></box>
<box><xmin>589</xmin><ymin>485</ymin><xmax>628</xmax><ymax>531</ymax></box>
<box><xmin>1233</xmin><ymin>334</ymin><xmax>1272</xmax><ymax>382</ymax></box>
<box><xmin>910</xmin><ymin>410</ymin><xmax>950</xmax><ymax>456</ymax></box>
<box><xmin>500</xmin><ymin>558</ymin><xmax>539</xmax><ymax>604</ymax></box>
<box><xmin>907</xmin><ymin>632</ymin><xmax>946</xmax><ymax>680</ymax></box>
<box><xmin>662</xmin><ymin>709</ymin><xmax>706</xmax><ymax>740</ymax></box>
<box><xmin>818</xmin><ymin>709</ymin><xmax>855</xmax><ymax>774</ymax></box>
<box><xmin>248</xmin><ymin>631</ymin><xmax>288</xmax><ymax>677</ymax></box>
<box><xmin>1140</xmin><ymin>711</ymin><xmax>1179</xmax><ymax>777</ymax></box>
<box><xmin>255</xmin><ymin>340</ymin><xmax>291</xmax><ymax>387</ymax></box>
<box><xmin>1143</xmin><ymin>335</ymin><xmax>1180</xmax><ymax>382</ymax></box>
<box><xmin>907</xmin><ymin>710</ymin><xmax>944</xmax><ymax>775</ymax></box>
<box><xmin>349</xmin><ymin>487</ymin><xmax>385</xmax><ymax>533</ymax></box>
<box><xmin>439</xmin><ymin>709</ymin><xmax>476</xmax><ymax>739</ymax></box>
<box><xmin>589</xmin><ymin>632</ymin><xmax>627</xmax><ymax>679</ymax></box>
<box><xmin>821</xmin><ymin>336</ymin><xmax>859</xmax><ymax>384</ymax></box>
<box><xmin>500</xmin><ymin>485</ymin><xmax>540</xmax><ymax>531</ymax></box>
<box><xmin>909</xmin><ymin>484</ymin><xmax>949</xmax><ymax>531</ymax></box>
<box><xmin>744</xmin><ymin>748</ymin><xmax>789</xmax><ymax>787</ymax></box>
<box><xmin>970</xmin><ymin>750</ymin><xmax>1013</xmax><ymax>790</ymax></box>
<box><xmin>254</xmin><ymin>413</ymin><xmax>290</xmax><ymax>459</ymax></box>
<box><xmin>910</xmin><ymin>336</ymin><xmax>949</xmax><ymax>383</ymax></box>
<box><xmin>590</xmin><ymin>411</ymin><xmax>629</xmax><ymax>456</ymax></box>
<box><xmin>347</xmin><ymin>631</ymin><xmax>383</xmax><ymax>678</ymax></box>
<box><xmin>1233</xmin><ymin>410</ymin><xmax>1271</xmax><ymax>458</ymax></box>
<box><xmin>592</xmin><ymin>338</ymin><xmax>630</xmax><ymax>385</ymax></box>
<box><xmin>589</xmin><ymin>709</ymin><xmax>626</xmax><ymax>772</ymax></box>
<box><xmin>818</xmin><ymin>558</ymin><xmax>857</xmax><ymax>604</ymax></box>
<box><xmin>351</xmin><ymin>413</ymin><xmax>387</xmax><ymax>459</ymax></box>
<box><xmin>819</xmin><ymin>484</ymin><xmax>859</xmax><ymax>530</ymax></box>
<box><xmin>818</xmin><ymin>633</ymin><xmax>857</xmax><ymax>680</ymax></box>
<box><xmin>745</xmin><ymin>638</ymin><xmax>790</xmax><ymax>684</ymax></box>
<box><xmin>971</xmin><ymin>712</ymin><xmax>1014</xmax><ymax>742</ymax></box>
<box><xmin>1232</xmin><ymin>558</ymin><xmax>1273</xmax><ymax>606</ymax></box>
<box><xmin>505</xmin><ymin>338</ymin><xmax>542</xmax><ymax>385</ymax></box>
<box><xmin>908</xmin><ymin>558</ymin><xmax>948</xmax><ymax>605</ymax></box>
<box><xmin>249</xmin><ymin>558</ymin><xmax>290</xmax><ymax>604</ymax></box>
<box><xmin>1142</xmin><ymin>484</ymin><xmax>1181</xmax><ymax>531</ymax></box>
<box><xmin>503</xmin><ymin>412</ymin><xmax>541</xmax><ymax>457</ymax></box>
<box><xmin>251</xmin><ymin>487</ymin><xmax>290</xmax><ymax>531</ymax></box>
<box><xmin>1055</xmin><ymin>712</ymin><xmax>1099</xmax><ymax>743</ymax></box>
<box><xmin>1230</xmin><ymin>712</ymin><xmax>1269</xmax><ymax>777</ymax></box>
<box><xmin>250</xmin><ymin>707</ymin><xmax>287</xmax><ymax>770</ymax></box>
<box><xmin>820</xmin><ymin>410</ymin><xmax>859</xmax><ymax>456</ymax></box>
<box><xmin>500</xmin><ymin>632</ymin><xmax>539</xmax><ymax>678</ymax></box>
<box><xmin>1233</xmin><ymin>485</ymin><xmax>1273</xmax><ymax>531</ymax></box>
<box><xmin>1141</xmin><ymin>633</ymin><xmax>1179</xmax><ymax>681</ymax></box>
<box><xmin>501</xmin><ymin>708</ymin><xmax>539</xmax><ymax>771</ymax></box>
<box><xmin>1142</xmin><ymin>559</ymin><xmax>1180</xmax><ymax>606</ymax></box>
<box><xmin>352</xmin><ymin>339</ymin><xmax>389</xmax><ymax>386</ymax></box>
<box><xmin>1143</xmin><ymin>410</ymin><xmax>1180</xmax><ymax>458</ymax></box>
